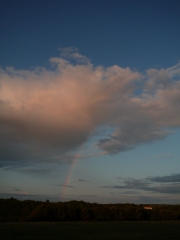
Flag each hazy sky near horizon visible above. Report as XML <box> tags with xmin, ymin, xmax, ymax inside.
<box><xmin>1</xmin><ymin>0</ymin><xmax>180</xmax><ymax>204</ymax></box>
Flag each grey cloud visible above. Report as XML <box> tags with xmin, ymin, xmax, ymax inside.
<box><xmin>14</xmin><ymin>188</ymin><xmax>22</xmax><ymax>192</ymax></box>
<box><xmin>17</xmin><ymin>167</ymin><xmax>58</xmax><ymax>176</ymax></box>
<box><xmin>148</xmin><ymin>174</ymin><xmax>180</xmax><ymax>183</ymax></box>
<box><xmin>155</xmin><ymin>153</ymin><xmax>174</xmax><ymax>159</ymax></box>
<box><xmin>121</xmin><ymin>190</ymin><xmax>140</xmax><ymax>194</ymax></box>
<box><xmin>98</xmin><ymin>126</ymin><xmax>169</xmax><ymax>155</ymax></box>
<box><xmin>78</xmin><ymin>179</ymin><xmax>89</xmax><ymax>182</ymax></box>
<box><xmin>3</xmin><ymin>163</ymin><xmax>66</xmax><ymax>181</ymax></box>
<box><xmin>151</xmin><ymin>183</ymin><xmax>180</xmax><ymax>194</ymax></box>
<box><xmin>59</xmin><ymin>47</ymin><xmax>90</xmax><ymax>64</ymax></box>
<box><xmin>57</xmin><ymin>184</ymin><xmax>73</xmax><ymax>188</ymax></box>
<box><xmin>101</xmin><ymin>179</ymin><xmax>150</xmax><ymax>191</ymax></box>
<box><xmin>97</xmin><ymin>138</ymin><xmax>133</xmax><ymax>155</ymax></box>
<box><xmin>102</xmin><ymin>173</ymin><xmax>180</xmax><ymax>194</ymax></box>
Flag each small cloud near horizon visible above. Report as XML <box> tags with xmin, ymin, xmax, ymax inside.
<box><xmin>78</xmin><ymin>179</ymin><xmax>89</xmax><ymax>182</ymax></box>
<box><xmin>101</xmin><ymin>173</ymin><xmax>180</xmax><ymax>195</ymax></box>
<box><xmin>57</xmin><ymin>184</ymin><xmax>73</xmax><ymax>188</ymax></box>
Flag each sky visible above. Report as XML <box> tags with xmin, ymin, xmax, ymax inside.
<box><xmin>1</xmin><ymin>0</ymin><xmax>180</xmax><ymax>204</ymax></box>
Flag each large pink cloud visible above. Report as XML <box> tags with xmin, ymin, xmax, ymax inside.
<box><xmin>0</xmin><ymin>49</ymin><xmax>180</xmax><ymax>164</ymax></box>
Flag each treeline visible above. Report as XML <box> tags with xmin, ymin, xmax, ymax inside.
<box><xmin>1</xmin><ymin>198</ymin><xmax>180</xmax><ymax>222</ymax></box>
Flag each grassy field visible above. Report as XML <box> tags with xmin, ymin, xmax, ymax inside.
<box><xmin>1</xmin><ymin>221</ymin><xmax>180</xmax><ymax>240</ymax></box>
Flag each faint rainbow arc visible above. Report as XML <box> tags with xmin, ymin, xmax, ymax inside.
<box><xmin>61</xmin><ymin>148</ymin><xmax>83</xmax><ymax>200</ymax></box>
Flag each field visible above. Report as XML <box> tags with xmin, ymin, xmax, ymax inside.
<box><xmin>1</xmin><ymin>221</ymin><xmax>180</xmax><ymax>240</ymax></box>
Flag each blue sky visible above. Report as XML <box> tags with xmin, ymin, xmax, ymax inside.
<box><xmin>1</xmin><ymin>0</ymin><xmax>180</xmax><ymax>204</ymax></box>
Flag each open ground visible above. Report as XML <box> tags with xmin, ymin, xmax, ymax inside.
<box><xmin>1</xmin><ymin>221</ymin><xmax>180</xmax><ymax>240</ymax></box>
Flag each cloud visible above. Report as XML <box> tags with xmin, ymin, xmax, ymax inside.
<box><xmin>101</xmin><ymin>178</ymin><xmax>149</xmax><ymax>191</ymax></box>
<box><xmin>14</xmin><ymin>188</ymin><xmax>22</xmax><ymax>192</ymax></box>
<box><xmin>57</xmin><ymin>184</ymin><xmax>73</xmax><ymax>188</ymax></box>
<box><xmin>1</xmin><ymin>49</ymin><xmax>180</xmax><ymax>166</ymax></box>
<box><xmin>101</xmin><ymin>173</ymin><xmax>180</xmax><ymax>194</ymax></box>
<box><xmin>78</xmin><ymin>179</ymin><xmax>89</xmax><ymax>182</ymax></box>
<box><xmin>148</xmin><ymin>174</ymin><xmax>180</xmax><ymax>183</ymax></box>
<box><xmin>3</xmin><ymin>163</ymin><xmax>64</xmax><ymax>178</ymax></box>
<box><xmin>59</xmin><ymin>47</ymin><xmax>90</xmax><ymax>64</ymax></box>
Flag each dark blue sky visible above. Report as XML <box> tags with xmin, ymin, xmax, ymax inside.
<box><xmin>1</xmin><ymin>0</ymin><xmax>180</xmax><ymax>70</ymax></box>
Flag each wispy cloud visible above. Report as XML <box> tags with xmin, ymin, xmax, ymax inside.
<box><xmin>57</xmin><ymin>184</ymin><xmax>73</xmax><ymax>188</ymax></box>
<box><xmin>4</xmin><ymin>164</ymin><xmax>62</xmax><ymax>177</ymax></box>
<box><xmin>13</xmin><ymin>188</ymin><xmax>22</xmax><ymax>192</ymax></box>
<box><xmin>148</xmin><ymin>174</ymin><xmax>180</xmax><ymax>183</ymax></box>
<box><xmin>1</xmin><ymin>48</ymin><xmax>180</xmax><ymax>166</ymax></box>
<box><xmin>78</xmin><ymin>179</ymin><xmax>89</xmax><ymax>182</ymax></box>
<box><xmin>101</xmin><ymin>173</ymin><xmax>180</xmax><ymax>194</ymax></box>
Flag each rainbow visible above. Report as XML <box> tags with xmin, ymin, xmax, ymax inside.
<box><xmin>61</xmin><ymin>151</ymin><xmax>82</xmax><ymax>200</ymax></box>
